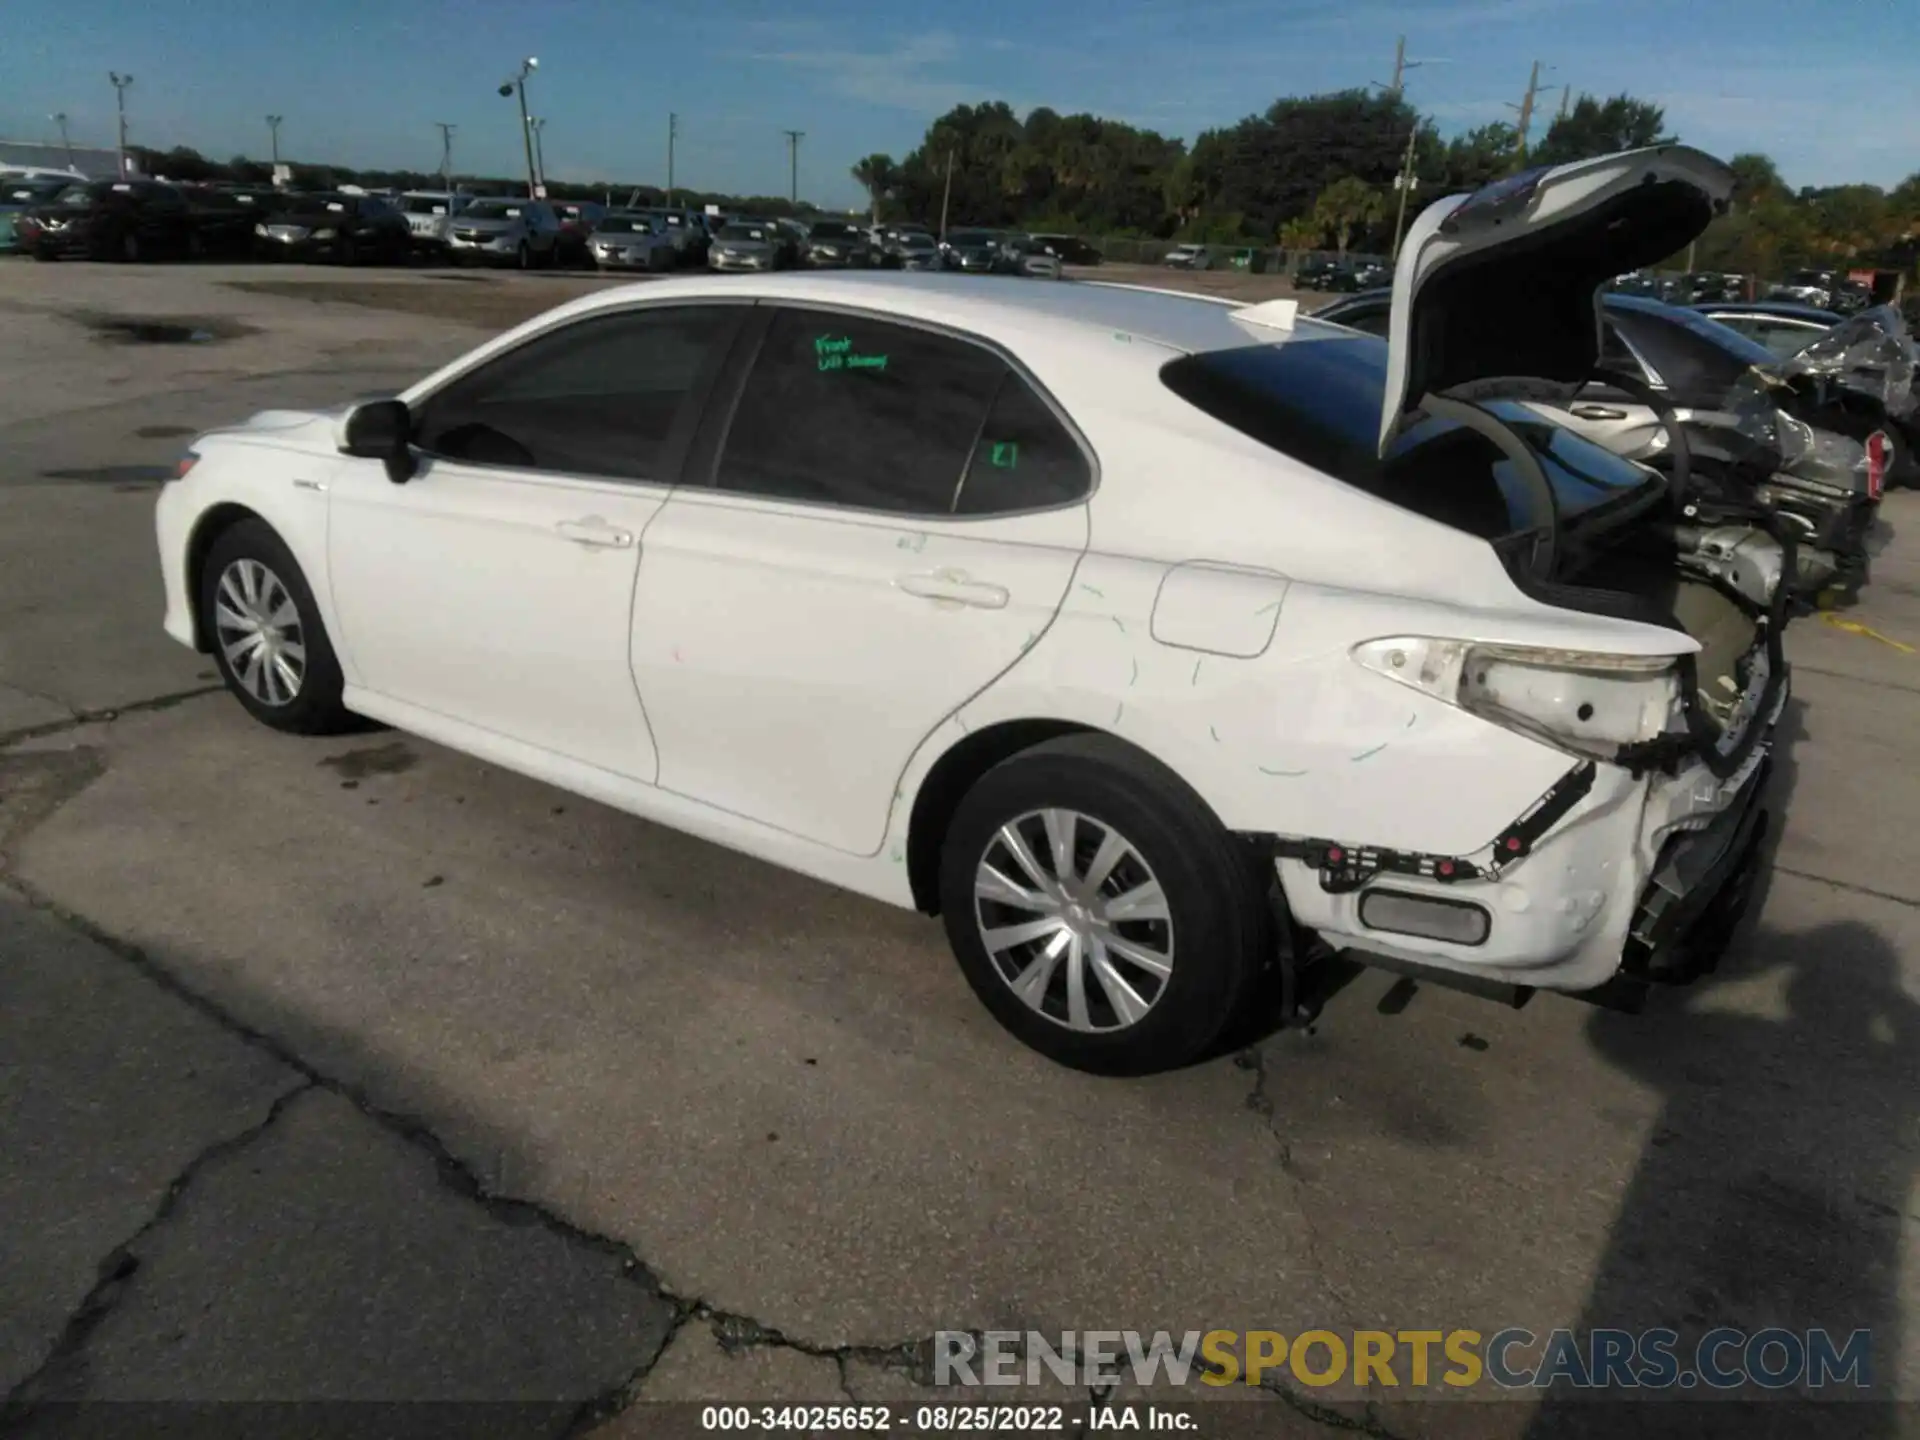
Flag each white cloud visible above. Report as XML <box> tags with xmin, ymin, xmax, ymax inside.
<box><xmin>743</xmin><ymin>30</ymin><xmax>1022</xmax><ymax>115</ymax></box>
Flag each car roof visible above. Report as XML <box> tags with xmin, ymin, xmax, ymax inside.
<box><xmin>547</xmin><ymin>271</ymin><xmax>1344</xmax><ymax>355</ymax></box>
<box><xmin>1692</xmin><ymin>300</ymin><xmax>1841</xmax><ymax>323</ymax></box>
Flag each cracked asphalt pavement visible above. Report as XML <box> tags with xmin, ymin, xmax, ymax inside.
<box><xmin>1</xmin><ymin>260</ymin><xmax>1917</xmax><ymax>1439</ymax></box>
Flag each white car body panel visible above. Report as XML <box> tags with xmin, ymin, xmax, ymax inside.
<box><xmin>156</xmin><ymin>258</ymin><xmax>1768</xmax><ymax>996</ymax></box>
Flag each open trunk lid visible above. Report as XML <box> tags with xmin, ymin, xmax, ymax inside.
<box><xmin>1381</xmin><ymin>146</ymin><xmax>1736</xmax><ymax>455</ymax></box>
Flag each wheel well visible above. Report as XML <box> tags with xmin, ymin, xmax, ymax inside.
<box><xmin>905</xmin><ymin>719</ymin><xmax>1094</xmax><ymax>914</ymax></box>
<box><xmin>184</xmin><ymin>503</ymin><xmax>266</xmax><ymax>651</ymax></box>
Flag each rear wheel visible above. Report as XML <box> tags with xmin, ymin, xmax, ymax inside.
<box><xmin>516</xmin><ymin>241</ymin><xmax>532</xmax><ymax>270</ymax></box>
<box><xmin>200</xmin><ymin>520</ymin><xmax>355</xmax><ymax>735</ymax></box>
<box><xmin>938</xmin><ymin>735</ymin><xmax>1270</xmax><ymax>1075</ymax></box>
<box><xmin>120</xmin><ymin>229</ymin><xmax>141</xmax><ymax>263</ymax></box>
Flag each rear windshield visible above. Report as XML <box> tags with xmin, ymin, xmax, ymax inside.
<box><xmin>1159</xmin><ymin>335</ymin><xmax>1657</xmax><ymax>539</ymax></box>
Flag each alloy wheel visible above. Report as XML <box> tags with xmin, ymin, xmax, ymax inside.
<box><xmin>214</xmin><ymin>558</ymin><xmax>307</xmax><ymax>707</ymax></box>
<box><xmin>973</xmin><ymin>808</ymin><xmax>1174</xmax><ymax>1032</ymax></box>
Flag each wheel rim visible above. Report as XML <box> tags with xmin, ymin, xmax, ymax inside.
<box><xmin>214</xmin><ymin>559</ymin><xmax>306</xmax><ymax>707</ymax></box>
<box><xmin>974</xmin><ymin>808</ymin><xmax>1174</xmax><ymax>1033</ymax></box>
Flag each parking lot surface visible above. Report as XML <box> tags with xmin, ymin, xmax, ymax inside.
<box><xmin>1</xmin><ymin>259</ymin><xmax>1916</xmax><ymax>1436</ymax></box>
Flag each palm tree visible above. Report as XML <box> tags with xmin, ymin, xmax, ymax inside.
<box><xmin>1279</xmin><ymin>214</ymin><xmax>1324</xmax><ymax>274</ymax></box>
<box><xmin>850</xmin><ymin>153</ymin><xmax>897</xmax><ymax>226</ymax></box>
<box><xmin>1311</xmin><ymin>177</ymin><xmax>1387</xmax><ymax>259</ymax></box>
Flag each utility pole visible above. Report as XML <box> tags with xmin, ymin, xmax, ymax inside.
<box><xmin>782</xmin><ymin>129</ymin><xmax>804</xmax><ymax>206</ymax></box>
<box><xmin>938</xmin><ymin>148</ymin><xmax>955</xmax><ymax>241</ymax></box>
<box><xmin>1507</xmin><ymin>60</ymin><xmax>1554</xmax><ymax>160</ymax></box>
<box><xmin>1372</xmin><ymin>37</ymin><xmax>1423</xmax><ymax>100</ymax></box>
<box><xmin>499</xmin><ymin>58</ymin><xmax>540</xmax><ymax>198</ymax></box>
<box><xmin>1558</xmin><ymin>85</ymin><xmax>1573</xmax><ymax>122</ymax></box>
<box><xmin>266</xmin><ymin>115</ymin><xmax>283</xmax><ymax>166</ymax></box>
<box><xmin>666</xmin><ymin>113</ymin><xmax>679</xmax><ymax>207</ymax></box>
<box><xmin>434</xmin><ymin>122</ymin><xmax>456</xmax><ymax>193</ymax></box>
<box><xmin>108</xmin><ymin>72</ymin><xmax>133</xmax><ymax>179</ymax></box>
<box><xmin>50</xmin><ymin>113</ymin><xmax>73</xmax><ymax>168</ymax></box>
<box><xmin>1390</xmin><ymin>124</ymin><xmax>1420</xmax><ymax>261</ymax></box>
<box><xmin>528</xmin><ymin>117</ymin><xmax>547</xmax><ymax>192</ymax></box>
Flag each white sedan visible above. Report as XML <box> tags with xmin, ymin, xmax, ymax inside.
<box><xmin>155</xmin><ymin>145</ymin><xmax>1787</xmax><ymax>1074</ymax></box>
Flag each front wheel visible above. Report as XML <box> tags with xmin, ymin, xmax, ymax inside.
<box><xmin>200</xmin><ymin>520</ymin><xmax>356</xmax><ymax>734</ymax></box>
<box><xmin>938</xmin><ymin>735</ymin><xmax>1270</xmax><ymax>1075</ymax></box>
<box><xmin>516</xmin><ymin>241</ymin><xmax>532</xmax><ymax>270</ymax></box>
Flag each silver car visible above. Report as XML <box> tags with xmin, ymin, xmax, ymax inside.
<box><xmin>397</xmin><ymin>191</ymin><xmax>470</xmax><ymax>257</ymax></box>
<box><xmin>589</xmin><ymin>211</ymin><xmax>677</xmax><ymax>271</ymax></box>
<box><xmin>447</xmin><ymin>198</ymin><xmax>563</xmax><ymax>268</ymax></box>
<box><xmin>708</xmin><ymin>221</ymin><xmax>782</xmax><ymax>272</ymax></box>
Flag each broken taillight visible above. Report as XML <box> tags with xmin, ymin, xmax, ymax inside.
<box><xmin>1865</xmin><ymin>431</ymin><xmax>1888</xmax><ymax>500</ymax></box>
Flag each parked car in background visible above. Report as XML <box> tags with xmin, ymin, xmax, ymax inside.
<box><xmin>1830</xmin><ymin>279</ymin><xmax>1874</xmax><ymax>314</ymax></box>
<box><xmin>17</xmin><ymin>180</ymin><xmax>202</xmax><ymax>261</ymax></box>
<box><xmin>1</xmin><ymin>176</ymin><xmax>69</xmax><ymax>252</ymax></box>
<box><xmin>1008</xmin><ymin>238</ymin><xmax>1064</xmax><ymax>280</ymax></box>
<box><xmin>800</xmin><ymin>218</ymin><xmax>870</xmax><ymax>268</ymax></box>
<box><xmin>1312</xmin><ymin>285</ymin><xmax>1889</xmax><ymax>599</ymax></box>
<box><xmin>1681</xmin><ymin>271</ymin><xmax>1747</xmax><ymax>303</ymax></box>
<box><xmin>1688</xmin><ymin>299</ymin><xmax>1843</xmax><ymax>360</ymax></box>
<box><xmin>942</xmin><ymin>228</ymin><xmax>1005</xmax><ymax>273</ymax></box>
<box><xmin>589</xmin><ymin>210</ymin><xmax>677</xmax><ymax>271</ymax></box>
<box><xmin>708</xmin><ymin>220</ymin><xmax>786</xmax><ymax>272</ymax></box>
<box><xmin>397</xmin><ymin>191</ymin><xmax>469</xmax><ymax>259</ymax></box>
<box><xmin>892</xmin><ymin>231</ymin><xmax>941</xmax><ymax>271</ymax></box>
<box><xmin>1162</xmin><ymin>243</ymin><xmax>1207</xmax><ymax>270</ymax></box>
<box><xmin>448</xmin><ymin>197</ymin><xmax>563</xmax><ymax>268</ymax></box>
<box><xmin>1029</xmin><ymin>233</ymin><xmax>1102</xmax><ymax>265</ymax></box>
<box><xmin>178</xmin><ymin>185</ymin><xmax>272</xmax><ymax>259</ymax></box>
<box><xmin>255</xmin><ymin>192</ymin><xmax>411</xmax><ymax>265</ymax></box>
<box><xmin>154</xmin><ymin>146</ymin><xmax>1797</xmax><ymax>1073</ymax></box>
<box><xmin>552</xmin><ymin>201</ymin><xmax>607</xmax><ymax>267</ymax></box>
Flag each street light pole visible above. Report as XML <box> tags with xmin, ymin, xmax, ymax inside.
<box><xmin>667</xmin><ymin>113</ymin><xmax>678</xmax><ymax>208</ymax></box>
<box><xmin>782</xmin><ymin>129</ymin><xmax>804</xmax><ymax>207</ymax></box>
<box><xmin>435</xmin><ymin>122</ymin><xmax>456</xmax><ymax>194</ymax></box>
<box><xmin>499</xmin><ymin>58</ymin><xmax>540</xmax><ymax>198</ymax></box>
<box><xmin>266</xmin><ymin>115</ymin><xmax>283</xmax><ymax>167</ymax></box>
<box><xmin>108</xmin><ymin>72</ymin><xmax>133</xmax><ymax>178</ymax></box>
<box><xmin>528</xmin><ymin>117</ymin><xmax>547</xmax><ymax>192</ymax></box>
<box><xmin>938</xmin><ymin>147</ymin><xmax>954</xmax><ymax>242</ymax></box>
<box><xmin>50</xmin><ymin>113</ymin><xmax>73</xmax><ymax>168</ymax></box>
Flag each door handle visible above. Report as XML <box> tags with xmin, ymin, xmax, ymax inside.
<box><xmin>897</xmin><ymin>570</ymin><xmax>1010</xmax><ymax>609</ymax></box>
<box><xmin>1571</xmin><ymin>404</ymin><xmax>1629</xmax><ymax>421</ymax></box>
<box><xmin>556</xmin><ymin>517</ymin><xmax>634</xmax><ymax>548</ymax></box>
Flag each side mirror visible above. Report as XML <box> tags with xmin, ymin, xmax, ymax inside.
<box><xmin>341</xmin><ymin>398</ymin><xmax>416</xmax><ymax>485</ymax></box>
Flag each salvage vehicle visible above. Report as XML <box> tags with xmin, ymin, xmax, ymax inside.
<box><xmin>17</xmin><ymin>179</ymin><xmax>199</xmax><ymax>260</ymax></box>
<box><xmin>801</xmin><ymin>219</ymin><xmax>871</xmax><ymax>269</ymax></box>
<box><xmin>0</xmin><ymin>176</ymin><xmax>68</xmax><ymax>253</ymax></box>
<box><xmin>255</xmin><ymin>192</ymin><xmax>411</xmax><ymax>265</ymax></box>
<box><xmin>589</xmin><ymin>211</ymin><xmax>678</xmax><ymax>272</ymax></box>
<box><xmin>448</xmin><ymin>197</ymin><xmax>564</xmax><ymax>268</ymax></box>
<box><xmin>1314</xmin><ymin>287</ymin><xmax>1888</xmax><ymax>598</ymax></box>
<box><xmin>156</xmin><ymin>146</ymin><xmax>1789</xmax><ymax>1074</ymax></box>
<box><xmin>1688</xmin><ymin>299</ymin><xmax>1843</xmax><ymax>361</ymax></box>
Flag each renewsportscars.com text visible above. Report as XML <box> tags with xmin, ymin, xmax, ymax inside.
<box><xmin>933</xmin><ymin>1328</ymin><xmax>1873</xmax><ymax>1391</ymax></box>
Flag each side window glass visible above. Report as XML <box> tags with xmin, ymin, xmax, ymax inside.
<box><xmin>413</xmin><ymin>306</ymin><xmax>738</xmax><ymax>480</ymax></box>
<box><xmin>714</xmin><ymin>309</ymin><xmax>1004</xmax><ymax>513</ymax></box>
<box><xmin>955</xmin><ymin>374</ymin><xmax>1090</xmax><ymax>514</ymax></box>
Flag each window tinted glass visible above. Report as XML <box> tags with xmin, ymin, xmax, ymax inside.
<box><xmin>715</xmin><ymin>310</ymin><xmax>1005</xmax><ymax>513</ymax></box>
<box><xmin>414</xmin><ymin>306</ymin><xmax>738</xmax><ymax>480</ymax></box>
<box><xmin>955</xmin><ymin>374</ymin><xmax>1091</xmax><ymax>514</ymax></box>
<box><xmin>1158</xmin><ymin>336</ymin><xmax>1657</xmax><ymax>538</ymax></box>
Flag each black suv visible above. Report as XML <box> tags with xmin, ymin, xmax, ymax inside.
<box><xmin>18</xmin><ymin>180</ymin><xmax>198</xmax><ymax>261</ymax></box>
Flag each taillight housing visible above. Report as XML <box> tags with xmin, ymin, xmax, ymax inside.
<box><xmin>172</xmin><ymin>450</ymin><xmax>200</xmax><ymax>481</ymax></box>
<box><xmin>1865</xmin><ymin>431</ymin><xmax>1888</xmax><ymax>500</ymax></box>
<box><xmin>1352</xmin><ymin>638</ymin><xmax>1685</xmax><ymax>763</ymax></box>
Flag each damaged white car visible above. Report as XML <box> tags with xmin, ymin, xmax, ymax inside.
<box><xmin>155</xmin><ymin>145</ymin><xmax>1785</xmax><ymax>1074</ymax></box>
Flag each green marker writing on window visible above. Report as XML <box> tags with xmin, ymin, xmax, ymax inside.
<box><xmin>989</xmin><ymin>441</ymin><xmax>1019</xmax><ymax>469</ymax></box>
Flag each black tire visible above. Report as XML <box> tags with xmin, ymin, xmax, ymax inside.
<box><xmin>337</xmin><ymin>235</ymin><xmax>358</xmax><ymax>267</ymax></box>
<box><xmin>120</xmin><ymin>229</ymin><xmax>141</xmax><ymax>263</ymax></box>
<box><xmin>938</xmin><ymin>734</ymin><xmax>1271</xmax><ymax>1075</ymax></box>
<box><xmin>199</xmin><ymin>519</ymin><xmax>355</xmax><ymax>735</ymax></box>
<box><xmin>517</xmin><ymin>241</ymin><xmax>532</xmax><ymax>270</ymax></box>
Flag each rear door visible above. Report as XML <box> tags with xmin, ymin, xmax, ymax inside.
<box><xmin>630</xmin><ymin>304</ymin><xmax>1092</xmax><ymax>854</ymax></box>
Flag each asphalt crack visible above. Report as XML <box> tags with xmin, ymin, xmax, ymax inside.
<box><xmin>0</xmin><ymin>683</ymin><xmax>225</xmax><ymax>748</ymax></box>
<box><xmin>0</xmin><ymin>1077</ymin><xmax>315</xmax><ymax>1422</ymax></box>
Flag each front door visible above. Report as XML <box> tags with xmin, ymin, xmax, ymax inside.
<box><xmin>631</xmin><ymin>304</ymin><xmax>1092</xmax><ymax>854</ymax></box>
<box><xmin>326</xmin><ymin>302</ymin><xmax>746</xmax><ymax>781</ymax></box>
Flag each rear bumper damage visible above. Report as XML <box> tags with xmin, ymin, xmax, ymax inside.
<box><xmin>1267</xmin><ymin>671</ymin><xmax>1785</xmax><ymax>1001</ymax></box>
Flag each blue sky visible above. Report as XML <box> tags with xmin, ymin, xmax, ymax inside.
<box><xmin>2</xmin><ymin>0</ymin><xmax>1913</xmax><ymax>208</ymax></box>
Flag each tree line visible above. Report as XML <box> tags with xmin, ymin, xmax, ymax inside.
<box><xmin>130</xmin><ymin>83</ymin><xmax>1920</xmax><ymax>277</ymax></box>
<box><xmin>853</xmin><ymin>90</ymin><xmax>1919</xmax><ymax>274</ymax></box>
